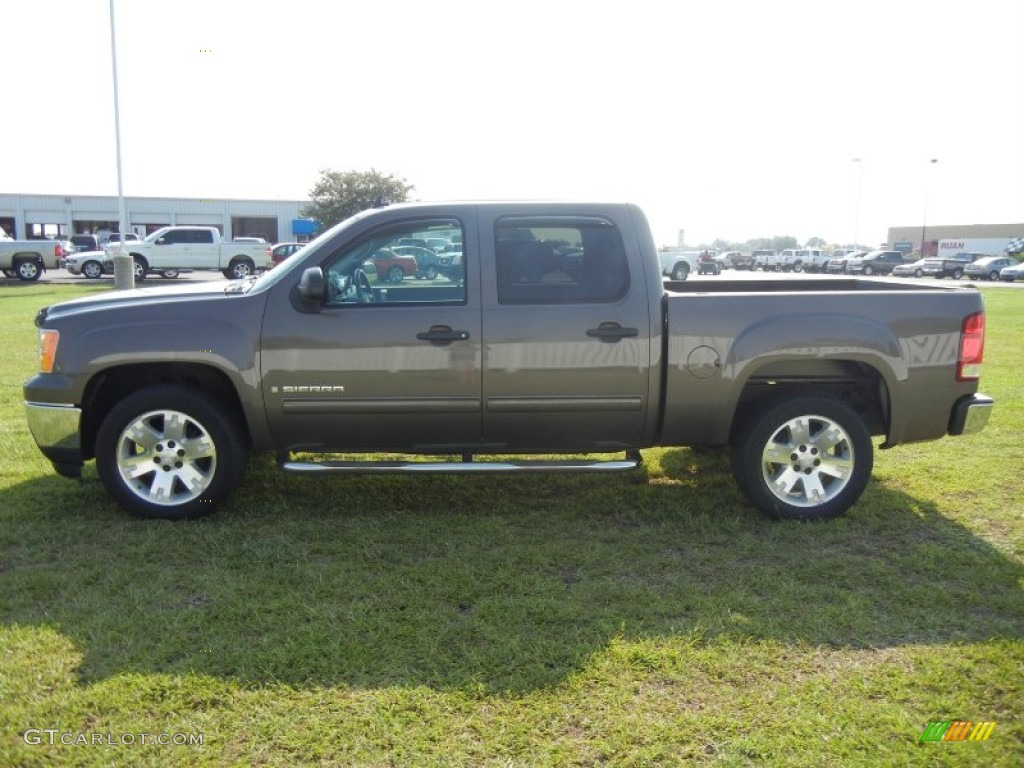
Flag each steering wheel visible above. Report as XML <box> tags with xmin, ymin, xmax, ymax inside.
<box><xmin>352</xmin><ymin>268</ymin><xmax>374</xmax><ymax>303</ymax></box>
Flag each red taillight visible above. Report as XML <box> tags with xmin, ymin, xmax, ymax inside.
<box><xmin>55</xmin><ymin>244</ymin><xmax>64</xmax><ymax>258</ymax></box>
<box><xmin>957</xmin><ymin>311</ymin><xmax>985</xmax><ymax>381</ymax></box>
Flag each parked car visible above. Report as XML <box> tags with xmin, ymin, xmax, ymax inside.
<box><xmin>920</xmin><ymin>252</ymin><xmax>979</xmax><ymax>279</ymax></box>
<box><xmin>393</xmin><ymin>244</ymin><xmax>449</xmax><ymax>279</ymax></box>
<box><xmin>826</xmin><ymin>251</ymin><xmax>867</xmax><ymax>274</ymax></box>
<box><xmin>778</xmin><ymin>248</ymin><xmax>829</xmax><ymax>273</ymax></box>
<box><xmin>892</xmin><ymin>258</ymin><xmax>930</xmax><ymax>278</ymax></box>
<box><xmin>999</xmin><ymin>262</ymin><xmax>1024</xmax><ymax>282</ymax></box>
<box><xmin>70</xmin><ymin>234</ymin><xmax>101</xmax><ymax>253</ymax></box>
<box><xmin>268</xmin><ymin>242</ymin><xmax>307</xmax><ymax>267</ymax></box>
<box><xmin>715</xmin><ymin>250</ymin><xmax>754</xmax><ymax>269</ymax></box>
<box><xmin>371</xmin><ymin>248</ymin><xmax>419</xmax><ymax>282</ymax></box>
<box><xmin>658</xmin><ymin>250</ymin><xmax>701</xmax><ymax>280</ymax></box>
<box><xmin>964</xmin><ymin>256</ymin><xmax>1018</xmax><ymax>281</ymax></box>
<box><xmin>64</xmin><ymin>250</ymin><xmax>110</xmax><ymax>279</ymax></box>
<box><xmin>104</xmin><ymin>233</ymin><xmax>142</xmax><ymax>248</ymax></box>
<box><xmin>752</xmin><ymin>249</ymin><xmax>778</xmax><ymax>271</ymax></box>
<box><xmin>425</xmin><ymin>237</ymin><xmax>452</xmax><ymax>253</ymax></box>
<box><xmin>845</xmin><ymin>250</ymin><xmax>906</xmax><ymax>276</ymax></box>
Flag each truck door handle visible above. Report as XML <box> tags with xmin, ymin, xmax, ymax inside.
<box><xmin>416</xmin><ymin>326</ymin><xmax>471</xmax><ymax>344</ymax></box>
<box><xmin>586</xmin><ymin>323</ymin><xmax>638</xmax><ymax>341</ymax></box>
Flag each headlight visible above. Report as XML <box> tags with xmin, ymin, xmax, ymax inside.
<box><xmin>39</xmin><ymin>329</ymin><xmax>59</xmax><ymax>373</ymax></box>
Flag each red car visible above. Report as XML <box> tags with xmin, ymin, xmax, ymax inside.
<box><xmin>268</xmin><ymin>242</ymin><xmax>307</xmax><ymax>267</ymax></box>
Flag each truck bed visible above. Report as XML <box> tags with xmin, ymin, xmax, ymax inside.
<box><xmin>659</xmin><ymin>277</ymin><xmax>984</xmax><ymax>448</ymax></box>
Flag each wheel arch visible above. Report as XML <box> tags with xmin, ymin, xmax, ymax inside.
<box><xmin>728</xmin><ymin>359</ymin><xmax>891</xmax><ymax>445</ymax></box>
<box><xmin>80</xmin><ymin>362</ymin><xmax>252</xmax><ymax>461</ymax></box>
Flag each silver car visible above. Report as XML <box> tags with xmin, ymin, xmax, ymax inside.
<box><xmin>964</xmin><ymin>256</ymin><xmax>1018</xmax><ymax>281</ymax></box>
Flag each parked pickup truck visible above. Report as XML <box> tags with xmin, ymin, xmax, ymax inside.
<box><xmin>109</xmin><ymin>225</ymin><xmax>272</xmax><ymax>280</ymax></box>
<box><xmin>24</xmin><ymin>202</ymin><xmax>994</xmax><ymax>523</ymax></box>
<box><xmin>919</xmin><ymin>252</ymin><xmax>978</xmax><ymax>279</ymax></box>
<box><xmin>0</xmin><ymin>230</ymin><xmax>63</xmax><ymax>281</ymax></box>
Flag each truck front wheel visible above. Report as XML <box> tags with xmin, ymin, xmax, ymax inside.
<box><xmin>95</xmin><ymin>383</ymin><xmax>249</xmax><ymax>520</ymax></box>
<box><xmin>731</xmin><ymin>395</ymin><xmax>872</xmax><ymax>521</ymax></box>
<box><xmin>224</xmin><ymin>258</ymin><xmax>255</xmax><ymax>280</ymax></box>
<box><xmin>14</xmin><ymin>257</ymin><xmax>42</xmax><ymax>282</ymax></box>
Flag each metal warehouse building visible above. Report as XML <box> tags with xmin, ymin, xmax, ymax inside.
<box><xmin>0</xmin><ymin>193</ymin><xmax>315</xmax><ymax>244</ymax></box>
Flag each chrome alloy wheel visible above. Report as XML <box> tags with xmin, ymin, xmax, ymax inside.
<box><xmin>759</xmin><ymin>414</ymin><xmax>855</xmax><ymax>508</ymax></box>
<box><xmin>114</xmin><ymin>409</ymin><xmax>217</xmax><ymax>506</ymax></box>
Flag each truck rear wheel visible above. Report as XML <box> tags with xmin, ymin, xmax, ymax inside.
<box><xmin>224</xmin><ymin>258</ymin><xmax>255</xmax><ymax>280</ymax></box>
<box><xmin>671</xmin><ymin>262</ymin><xmax>689</xmax><ymax>280</ymax></box>
<box><xmin>731</xmin><ymin>395</ymin><xmax>872</xmax><ymax>520</ymax></box>
<box><xmin>95</xmin><ymin>383</ymin><xmax>249</xmax><ymax>520</ymax></box>
<box><xmin>14</xmin><ymin>257</ymin><xmax>42</xmax><ymax>282</ymax></box>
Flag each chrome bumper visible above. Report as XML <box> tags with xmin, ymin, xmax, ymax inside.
<box><xmin>949</xmin><ymin>393</ymin><xmax>994</xmax><ymax>436</ymax></box>
<box><xmin>25</xmin><ymin>401</ymin><xmax>82</xmax><ymax>452</ymax></box>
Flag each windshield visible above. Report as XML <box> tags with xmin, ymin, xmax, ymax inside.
<box><xmin>246</xmin><ymin>207</ymin><xmax>384</xmax><ymax>292</ymax></box>
<box><xmin>144</xmin><ymin>227</ymin><xmax>171</xmax><ymax>243</ymax></box>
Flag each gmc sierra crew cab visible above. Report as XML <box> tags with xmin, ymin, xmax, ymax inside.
<box><xmin>23</xmin><ymin>202</ymin><xmax>994</xmax><ymax>522</ymax></box>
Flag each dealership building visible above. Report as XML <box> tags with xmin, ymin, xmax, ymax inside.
<box><xmin>0</xmin><ymin>192</ymin><xmax>316</xmax><ymax>244</ymax></box>
<box><xmin>886</xmin><ymin>222</ymin><xmax>1024</xmax><ymax>257</ymax></box>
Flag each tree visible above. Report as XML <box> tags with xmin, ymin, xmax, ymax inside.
<box><xmin>301</xmin><ymin>169</ymin><xmax>415</xmax><ymax>231</ymax></box>
<box><xmin>770</xmin><ymin>235</ymin><xmax>799</xmax><ymax>252</ymax></box>
<box><xmin>806</xmin><ymin>236</ymin><xmax>826</xmax><ymax>247</ymax></box>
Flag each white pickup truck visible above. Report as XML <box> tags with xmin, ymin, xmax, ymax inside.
<box><xmin>0</xmin><ymin>228</ymin><xmax>63</xmax><ymax>281</ymax></box>
<box><xmin>111</xmin><ymin>226</ymin><xmax>272</xmax><ymax>280</ymax></box>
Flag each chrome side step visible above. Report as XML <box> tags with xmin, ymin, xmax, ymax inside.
<box><xmin>278</xmin><ymin>454</ymin><xmax>642</xmax><ymax>475</ymax></box>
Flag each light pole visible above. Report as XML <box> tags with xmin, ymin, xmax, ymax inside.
<box><xmin>852</xmin><ymin>158</ymin><xmax>863</xmax><ymax>249</ymax></box>
<box><xmin>920</xmin><ymin>158</ymin><xmax>938</xmax><ymax>258</ymax></box>
<box><xmin>109</xmin><ymin>0</ymin><xmax>133</xmax><ymax>289</ymax></box>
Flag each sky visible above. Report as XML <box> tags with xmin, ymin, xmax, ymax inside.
<box><xmin>3</xmin><ymin>0</ymin><xmax>1022</xmax><ymax>248</ymax></box>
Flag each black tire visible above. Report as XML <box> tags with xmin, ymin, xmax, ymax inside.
<box><xmin>863</xmin><ymin>265</ymin><xmax>874</xmax><ymax>275</ymax></box>
<box><xmin>95</xmin><ymin>383</ymin><xmax>249</xmax><ymax>520</ymax></box>
<box><xmin>914</xmin><ymin>268</ymin><xmax>923</xmax><ymax>278</ymax></box>
<box><xmin>388</xmin><ymin>266</ymin><xmax>404</xmax><ymax>283</ymax></box>
<box><xmin>15</xmin><ymin>258</ymin><xmax>42</xmax><ymax>282</ymax></box>
<box><xmin>224</xmin><ymin>258</ymin><xmax>255</xmax><ymax>280</ymax></box>
<box><xmin>988</xmin><ymin>271</ymin><xmax>999</xmax><ymax>281</ymax></box>
<box><xmin>952</xmin><ymin>268</ymin><xmax>963</xmax><ymax>280</ymax></box>
<box><xmin>671</xmin><ymin>262</ymin><xmax>689</xmax><ymax>281</ymax></box>
<box><xmin>82</xmin><ymin>260</ymin><xmax>104</xmax><ymax>279</ymax></box>
<box><xmin>160</xmin><ymin>270</ymin><xmax>180</xmax><ymax>279</ymax></box>
<box><xmin>424</xmin><ymin>266</ymin><xmax>438</xmax><ymax>280</ymax></box>
<box><xmin>793</xmin><ymin>263</ymin><xmax>803</xmax><ymax>273</ymax></box>
<box><xmin>731</xmin><ymin>395</ymin><xmax>873</xmax><ymax>521</ymax></box>
<box><xmin>132</xmin><ymin>255</ymin><xmax>148</xmax><ymax>282</ymax></box>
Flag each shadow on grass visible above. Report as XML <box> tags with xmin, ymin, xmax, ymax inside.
<box><xmin>1</xmin><ymin>448</ymin><xmax>1022</xmax><ymax>694</ymax></box>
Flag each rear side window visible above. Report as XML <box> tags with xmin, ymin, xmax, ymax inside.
<box><xmin>495</xmin><ymin>217</ymin><xmax>628</xmax><ymax>304</ymax></box>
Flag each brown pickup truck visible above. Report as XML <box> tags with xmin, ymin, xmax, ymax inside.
<box><xmin>24</xmin><ymin>202</ymin><xmax>993</xmax><ymax>521</ymax></box>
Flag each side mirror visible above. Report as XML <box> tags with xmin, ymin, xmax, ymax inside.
<box><xmin>298</xmin><ymin>266</ymin><xmax>325</xmax><ymax>304</ymax></box>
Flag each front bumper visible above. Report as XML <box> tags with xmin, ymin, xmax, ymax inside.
<box><xmin>948</xmin><ymin>393</ymin><xmax>994</xmax><ymax>436</ymax></box>
<box><xmin>25</xmin><ymin>401</ymin><xmax>84</xmax><ymax>476</ymax></box>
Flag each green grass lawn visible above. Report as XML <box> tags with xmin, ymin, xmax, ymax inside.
<box><xmin>1</xmin><ymin>282</ymin><xmax>1021</xmax><ymax>766</ymax></box>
